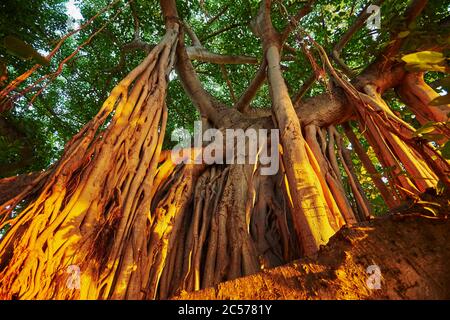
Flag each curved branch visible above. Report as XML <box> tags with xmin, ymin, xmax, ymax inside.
<box><xmin>292</xmin><ymin>72</ymin><xmax>316</xmax><ymax>105</ymax></box>
<box><xmin>183</xmin><ymin>22</ymin><xmax>202</xmax><ymax>47</ymax></box>
<box><xmin>175</xmin><ymin>31</ymin><xmax>241</xmax><ymax>127</ymax></box>
<box><xmin>186</xmin><ymin>46</ymin><xmax>258</xmax><ymax>65</ymax></box>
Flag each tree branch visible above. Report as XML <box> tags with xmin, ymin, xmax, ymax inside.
<box><xmin>160</xmin><ymin>0</ymin><xmax>240</xmax><ymax>126</ymax></box>
<box><xmin>280</xmin><ymin>0</ymin><xmax>315</xmax><ymax>43</ymax></box>
<box><xmin>175</xmin><ymin>30</ymin><xmax>241</xmax><ymax>127</ymax></box>
<box><xmin>186</xmin><ymin>46</ymin><xmax>258</xmax><ymax>65</ymax></box>
<box><xmin>129</xmin><ymin>0</ymin><xmax>141</xmax><ymax>39</ymax></box>
<box><xmin>204</xmin><ymin>5</ymin><xmax>229</xmax><ymax>28</ymax></box>
<box><xmin>0</xmin><ymin>115</ymin><xmax>33</xmax><ymax>176</ymax></box>
<box><xmin>234</xmin><ymin>61</ymin><xmax>267</xmax><ymax>112</ymax></box>
<box><xmin>183</xmin><ymin>22</ymin><xmax>202</xmax><ymax>46</ymax></box>
<box><xmin>220</xmin><ymin>65</ymin><xmax>236</xmax><ymax>102</ymax></box>
<box><xmin>331</xmin><ymin>1</ymin><xmax>384</xmax><ymax>78</ymax></box>
<box><xmin>292</xmin><ymin>73</ymin><xmax>316</xmax><ymax>105</ymax></box>
<box><xmin>0</xmin><ymin>170</ymin><xmax>49</xmax><ymax>204</ymax></box>
<box><xmin>382</xmin><ymin>0</ymin><xmax>428</xmax><ymax>60</ymax></box>
<box><xmin>200</xmin><ymin>23</ymin><xmax>245</xmax><ymax>42</ymax></box>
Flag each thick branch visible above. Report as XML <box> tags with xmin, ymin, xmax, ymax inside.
<box><xmin>396</xmin><ymin>72</ymin><xmax>450</xmax><ymax>125</ymax></box>
<box><xmin>234</xmin><ymin>61</ymin><xmax>267</xmax><ymax>112</ymax></box>
<box><xmin>0</xmin><ymin>171</ymin><xmax>48</xmax><ymax>204</ymax></box>
<box><xmin>255</xmin><ymin>0</ymin><xmax>337</xmax><ymax>256</ymax></box>
<box><xmin>292</xmin><ymin>73</ymin><xmax>316</xmax><ymax>105</ymax></box>
<box><xmin>183</xmin><ymin>22</ymin><xmax>202</xmax><ymax>46</ymax></box>
<box><xmin>175</xmin><ymin>32</ymin><xmax>241</xmax><ymax>127</ymax></box>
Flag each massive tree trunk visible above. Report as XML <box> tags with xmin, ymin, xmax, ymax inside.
<box><xmin>0</xmin><ymin>0</ymin><xmax>448</xmax><ymax>300</ymax></box>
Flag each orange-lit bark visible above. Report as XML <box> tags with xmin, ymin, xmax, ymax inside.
<box><xmin>0</xmin><ymin>24</ymin><xmax>179</xmax><ymax>299</ymax></box>
<box><xmin>304</xmin><ymin>124</ymin><xmax>354</xmax><ymax>227</ymax></box>
<box><xmin>343</xmin><ymin>123</ymin><xmax>399</xmax><ymax>208</ymax></box>
<box><xmin>397</xmin><ymin>72</ymin><xmax>450</xmax><ymax>126</ymax></box>
<box><xmin>254</xmin><ymin>0</ymin><xmax>340</xmax><ymax>256</ymax></box>
<box><xmin>332</xmin><ymin>126</ymin><xmax>372</xmax><ymax>220</ymax></box>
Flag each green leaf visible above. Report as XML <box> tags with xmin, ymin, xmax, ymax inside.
<box><xmin>441</xmin><ymin>141</ymin><xmax>450</xmax><ymax>159</ymax></box>
<box><xmin>404</xmin><ymin>63</ymin><xmax>447</xmax><ymax>73</ymax></box>
<box><xmin>398</xmin><ymin>31</ymin><xmax>410</xmax><ymax>38</ymax></box>
<box><xmin>402</xmin><ymin>51</ymin><xmax>447</xmax><ymax>72</ymax></box>
<box><xmin>414</xmin><ymin>122</ymin><xmax>436</xmax><ymax>136</ymax></box>
<box><xmin>402</xmin><ymin>51</ymin><xmax>445</xmax><ymax>64</ymax></box>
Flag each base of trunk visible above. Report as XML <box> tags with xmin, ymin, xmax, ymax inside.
<box><xmin>174</xmin><ymin>214</ymin><xmax>450</xmax><ymax>299</ymax></box>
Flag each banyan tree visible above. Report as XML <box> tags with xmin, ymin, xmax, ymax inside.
<box><xmin>0</xmin><ymin>0</ymin><xmax>448</xmax><ymax>299</ymax></box>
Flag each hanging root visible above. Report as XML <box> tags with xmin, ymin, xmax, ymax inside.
<box><xmin>310</xmin><ymin>39</ymin><xmax>449</xmax><ymax>198</ymax></box>
<box><xmin>396</xmin><ymin>72</ymin><xmax>450</xmax><ymax>129</ymax></box>
<box><xmin>141</xmin><ymin>160</ymin><xmax>302</xmax><ymax>299</ymax></box>
<box><xmin>0</xmin><ymin>26</ymin><xmax>179</xmax><ymax>299</ymax></box>
<box><xmin>331</xmin><ymin>125</ymin><xmax>372</xmax><ymax>221</ymax></box>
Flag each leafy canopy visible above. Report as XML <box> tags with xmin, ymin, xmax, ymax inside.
<box><xmin>0</xmin><ymin>0</ymin><xmax>448</xmax><ymax>188</ymax></box>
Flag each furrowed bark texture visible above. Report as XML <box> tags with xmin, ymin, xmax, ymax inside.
<box><xmin>0</xmin><ymin>25</ymin><xmax>179</xmax><ymax>299</ymax></box>
<box><xmin>175</xmin><ymin>215</ymin><xmax>450</xmax><ymax>300</ymax></box>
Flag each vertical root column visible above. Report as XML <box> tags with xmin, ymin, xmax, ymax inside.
<box><xmin>397</xmin><ymin>72</ymin><xmax>450</xmax><ymax>127</ymax></box>
<box><xmin>331</xmin><ymin>126</ymin><xmax>372</xmax><ymax>220</ymax></box>
<box><xmin>355</xmin><ymin>84</ymin><xmax>441</xmax><ymax>198</ymax></box>
<box><xmin>343</xmin><ymin>123</ymin><xmax>400</xmax><ymax>209</ymax></box>
<box><xmin>0</xmin><ymin>29</ymin><xmax>179</xmax><ymax>299</ymax></box>
<box><xmin>304</xmin><ymin>124</ymin><xmax>355</xmax><ymax>227</ymax></box>
<box><xmin>149</xmin><ymin>158</ymin><xmax>302</xmax><ymax>299</ymax></box>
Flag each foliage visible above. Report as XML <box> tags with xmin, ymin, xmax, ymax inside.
<box><xmin>402</xmin><ymin>50</ymin><xmax>449</xmax><ymax>73</ymax></box>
